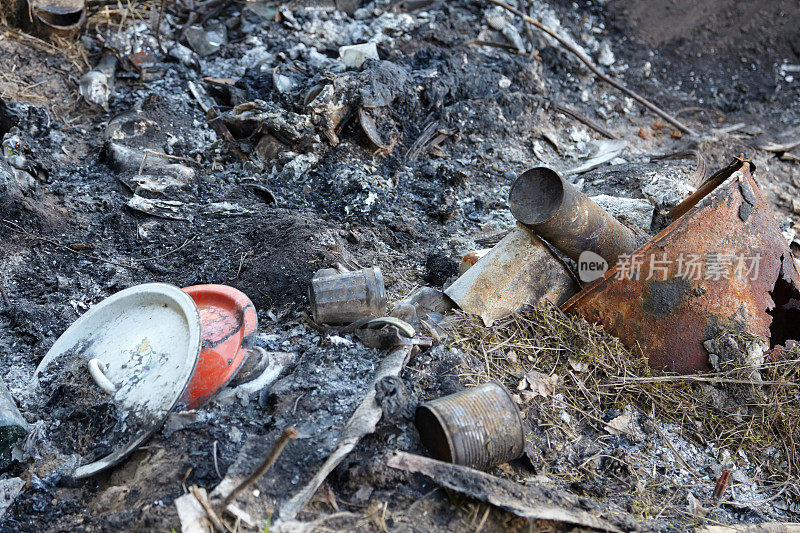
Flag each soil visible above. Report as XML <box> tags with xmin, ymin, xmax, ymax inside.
<box><xmin>0</xmin><ymin>0</ymin><xmax>799</xmax><ymax>531</ymax></box>
<box><xmin>35</xmin><ymin>355</ymin><xmax>132</xmax><ymax>463</ymax></box>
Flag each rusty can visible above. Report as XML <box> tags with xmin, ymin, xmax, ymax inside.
<box><xmin>509</xmin><ymin>167</ymin><xmax>640</xmax><ymax>265</ymax></box>
<box><xmin>309</xmin><ymin>267</ymin><xmax>387</xmax><ymax>325</ymax></box>
<box><xmin>25</xmin><ymin>0</ymin><xmax>86</xmax><ymax>38</ymax></box>
<box><xmin>415</xmin><ymin>382</ymin><xmax>524</xmax><ymax>470</ymax></box>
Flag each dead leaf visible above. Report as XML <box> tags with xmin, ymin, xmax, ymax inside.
<box><xmin>517</xmin><ymin>370</ymin><xmax>558</xmax><ymax>399</ymax></box>
<box><xmin>604</xmin><ymin>406</ymin><xmax>637</xmax><ymax>437</ymax></box>
<box><xmin>568</xmin><ymin>358</ymin><xmax>588</xmax><ymax>372</ymax></box>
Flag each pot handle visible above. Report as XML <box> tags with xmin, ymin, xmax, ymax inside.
<box><xmin>88</xmin><ymin>358</ymin><xmax>116</xmax><ymax>394</ymax></box>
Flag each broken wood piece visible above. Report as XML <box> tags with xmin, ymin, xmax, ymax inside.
<box><xmin>222</xmin><ymin>427</ymin><xmax>297</xmax><ymax>507</ymax></box>
<box><xmin>276</xmin><ymin>345</ymin><xmax>414</xmax><ymax>521</ymax></box>
<box><xmin>386</xmin><ymin>451</ymin><xmax>622</xmax><ymax>532</ymax></box>
<box><xmin>759</xmin><ymin>139</ymin><xmax>800</xmax><ymax>153</ymax></box>
<box><xmin>697</xmin><ymin>525</ymin><xmax>800</xmax><ymax>533</ymax></box>
<box><xmin>191</xmin><ymin>485</ymin><xmax>227</xmax><ymax>533</ymax></box>
<box><xmin>486</xmin><ymin>0</ymin><xmax>697</xmax><ymax>136</ymax></box>
<box><xmin>555</xmin><ymin>104</ymin><xmax>619</xmax><ymax>140</ymax></box>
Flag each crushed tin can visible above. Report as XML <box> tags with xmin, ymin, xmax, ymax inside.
<box><xmin>309</xmin><ymin>266</ymin><xmax>387</xmax><ymax>325</ymax></box>
<box><xmin>509</xmin><ymin>167</ymin><xmax>641</xmax><ymax>265</ymax></box>
<box><xmin>415</xmin><ymin>382</ymin><xmax>525</xmax><ymax>471</ymax></box>
<box><xmin>562</xmin><ymin>161</ymin><xmax>800</xmax><ymax>373</ymax></box>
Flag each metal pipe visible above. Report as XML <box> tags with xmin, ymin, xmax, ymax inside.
<box><xmin>508</xmin><ymin>167</ymin><xmax>640</xmax><ymax>265</ymax></box>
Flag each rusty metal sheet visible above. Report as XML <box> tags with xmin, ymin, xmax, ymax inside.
<box><xmin>562</xmin><ymin>164</ymin><xmax>800</xmax><ymax>373</ymax></box>
<box><xmin>445</xmin><ymin>225</ymin><xmax>578</xmax><ymax>326</ymax></box>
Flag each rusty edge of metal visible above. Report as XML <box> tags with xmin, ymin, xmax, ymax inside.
<box><xmin>560</xmin><ymin>160</ymin><xmax>800</xmax><ymax>372</ymax></box>
<box><xmin>560</xmin><ymin>160</ymin><xmax>756</xmax><ymax>309</ymax></box>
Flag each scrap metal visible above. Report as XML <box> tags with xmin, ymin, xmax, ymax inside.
<box><xmin>562</xmin><ymin>163</ymin><xmax>800</xmax><ymax>373</ymax></box>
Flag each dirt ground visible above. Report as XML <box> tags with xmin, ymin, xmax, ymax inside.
<box><xmin>1</xmin><ymin>0</ymin><xmax>799</xmax><ymax>531</ymax></box>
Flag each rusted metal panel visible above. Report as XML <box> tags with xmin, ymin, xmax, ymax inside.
<box><xmin>562</xmin><ymin>164</ymin><xmax>800</xmax><ymax>373</ymax></box>
<box><xmin>509</xmin><ymin>167</ymin><xmax>641</xmax><ymax>265</ymax></box>
<box><xmin>444</xmin><ymin>225</ymin><xmax>578</xmax><ymax>326</ymax></box>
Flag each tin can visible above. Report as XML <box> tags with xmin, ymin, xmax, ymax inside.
<box><xmin>415</xmin><ymin>382</ymin><xmax>524</xmax><ymax>470</ymax></box>
<box><xmin>309</xmin><ymin>267</ymin><xmax>387</xmax><ymax>325</ymax></box>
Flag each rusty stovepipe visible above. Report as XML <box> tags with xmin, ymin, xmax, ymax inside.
<box><xmin>508</xmin><ymin>167</ymin><xmax>641</xmax><ymax>265</ymax></box>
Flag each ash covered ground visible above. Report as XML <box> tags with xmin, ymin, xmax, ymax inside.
<box><xmin>1</xmin><ymin>0</ymin><xmax>800</xmax><ymax>531</ymax></box>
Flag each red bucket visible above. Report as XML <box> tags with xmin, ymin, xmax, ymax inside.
<box><xmin>180</xmin><ymin>284</ymin><xmax>257</xmax><ymax>409</ymax></box>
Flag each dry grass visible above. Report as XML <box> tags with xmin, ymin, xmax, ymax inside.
<box><xmin>451</xmin><ymin>303</ymin><xmax>800</xmax><ymax>485</ymax></box>
<box><xmin>86</xmin><ymin>0</ymin><xmax>153</xmax><ymax>31</ymax></box>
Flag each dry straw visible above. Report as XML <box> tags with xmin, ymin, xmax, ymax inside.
<box><xmin>451</xmin><ymin>303</ymin><xmax>800</xmax><ymax>484</ymax></box>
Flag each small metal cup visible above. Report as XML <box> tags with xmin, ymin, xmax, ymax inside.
<box><xmin>415</xmin><ymin>382</ymin><xmax>524</xmax><ymax>470</ymax></box>
<box><xmin>308</xmin><ymin>267</ymin><xmax>387</xmax><ymax>325</ymax></box>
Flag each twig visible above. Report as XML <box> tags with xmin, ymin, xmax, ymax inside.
<box><xmin>155</xmin><ymin>0</ymin><xmax>167</xmax><ymax>50</ymax></box>
<box><xmin>300</xmin><ymin>311</ymin><xmax>331</xmax><ymax>334</ymax></box>
<box><xmin>606</xmin><ymin>375</ymin><xmax>799</xmax><ymax>387</ymax></box>
<box><xmin>213</xmin><ymin>440</ymin><xmax>222</xmax><ymax>479</ymax></box>
<box><xmin>485</xmin><ymin>0</ymin><xmax>697</xmax><ymax>136</ymax></box>
<box><xmin>137</xmin><ymin>150</ymin><xmax>149</xmax><ymax>176</ymax></box>
<box><xmin>3</xmin><ymin>219</ymin><xmax>139</xmax><ymax>270</ymax></box>
<box><xmin>191</xmin><ymin>486</ymin><xmax>229</xmax><ymax>533</ymax></box>
<box><xmin>0</xmin><ymin>278</ymin><xmax>9</xmax><ymax>307</ymax></box>
<box><xmin>143</xmin><ymin>149</ymin><xmax>198</xmax><ymax>164</ymax></box>
<box><xmin>518</xmin><ymin>0</ymin><xmax>535</xmax><ymax>59</ymax></box>
<box><xmin>222</xmin><ymin>427</ymin><xmax>297</xmax><ymax>507</ymax></box>
<box><xmin>469</xmin><ymin>39</ymin><xmax>522</xmax><ymax>52</ymax></box>
<box><xmin>139</xmin><ymin>235</ymin><xmax>197</xmax><ymax>261</ymax></box>
<box><xmin>651</xmin><ymin>421</ymin><xmax>701</xmax><ymax>479</ymax></box>
<box><xmin>555</xmin><ymin>103</ymin><xmax>619</xmax><ymax>139</ymax></box>
<box><xmin>475</xmin><ymin>505</ymin><xmax>491</xmax><ymax>532</ymax></box>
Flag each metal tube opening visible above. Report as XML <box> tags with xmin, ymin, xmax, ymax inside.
<box><xmin>508</xmin><ymin>167</ymin><xmax>565</xmax><ymax>225</ymax></box>
<box><xmin>414</xmin><ymin>405</ymin><xmax>453</xmax><ymax>463</ymax></box>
